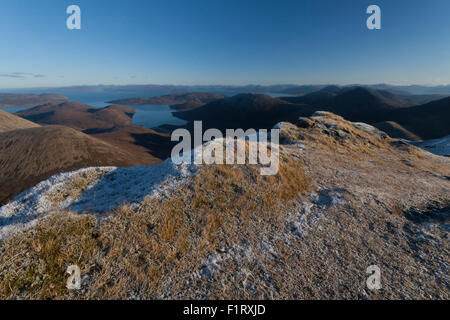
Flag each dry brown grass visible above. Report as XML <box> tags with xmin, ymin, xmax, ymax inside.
<box><xmin>1</xmin><ymin>112</ymin><xmax>448</xmax><ymax>300</ymax></box>
<box><xmin>0</xmin><ymin>147</ymin><xmax>309</xmax><ymax>299</ymax></box>
<box><xmin>0</xmin><ymin>213</ymin><xmax>98</xmax><ymax>299</ymax></box>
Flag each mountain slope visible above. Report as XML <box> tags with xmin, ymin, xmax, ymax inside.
<box><xmin>0</xmin><ymin>125</ymin><xmax>140</xmax><ymax>205</ymax></box>
<box><xmin>16</xmin><ymin>102</ymin><xmax>135</xmax><ymax>131</ymax></box>
<box><xmin>282</xmin><ymin>87</ymin><xmax>416</xmax><ymax>123</ymax></box>
<box><xmin>0</xmin><ymin>110</ymin><xmax>40</xmax><ymax>133</ymax></box>
<box><xmin>384</xmin><ymin>96</ymin><xmax>450</xmax><ymax>140</ymax></box>
<box><xmin>372</xmin><ymin>121</ymin><xmax>421</xmax><ymax>141</ymax></box>
<box><xmin>109</xmin><ymin>92</ymin><xmax>226</xmax><ymax>110</ymax></box>
<box><xmin>88</xmin><ymin>125</ymin><xmax>174</xmax><ymax>162</ymax></box>
<box><xmin>1</xmin><ymin>112</ymin><xmax>448</xmax><ymax>299</ymax></box>
<box><xmin>173</xmin><ymin>93</ymin><xmax>316</xmax><ymax>130</ymax></box>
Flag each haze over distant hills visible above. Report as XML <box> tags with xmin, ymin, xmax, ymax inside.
<box><xmin>0</xmin><ymin>93</ymin><xmax>67</xmax><ymax>108</ymax></box>
<box><xmin>10</xmin><ymin>83</ymin><xmax>450</xmax><ymax>96</ymax></box>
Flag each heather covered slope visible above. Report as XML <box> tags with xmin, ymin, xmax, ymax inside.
<box><xmin>16</xmin><ymin>102</ymin><xmax>135</xmax><ymax>131</ymax></box>
<box><xmin>0</xmin><ymin>125</ymin><xmax>139</xmax><ymax>205</ymax></box>
<box><xmin>14</xmin><ymin>102</ymin><xmax>170</xmax><ymax>163</ymax></box>
<box><xmin>0</xmin><ymin>110</ymin><xmax>40</xmax><ymax>133</ymax></box>
<box><xmin>0</xmin><ymin>112</ymin><xmax>448</xmax><ymax>299</ymax></box>
<box><xmin>88</xmin><ymin>125</ymin><xmax>174</xmax><ymax>163</ymax></box>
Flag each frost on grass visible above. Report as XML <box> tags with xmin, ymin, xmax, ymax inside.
<box><xmin>0</xmin><ymin>158</ymin><xmax>198</xmax><ymax>239</ymax></box>
<box><xmin>0</xmin><ymin>135</ymin><xmax>278</xmax><ymax>240</ymax></box>
<box><xmin>410</xmin><ymin>135</ymin><xmax>450</xmax><ymax>157</ymax></box>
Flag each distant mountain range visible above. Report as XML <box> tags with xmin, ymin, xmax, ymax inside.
<box><xmin>108</xmin><ymin>92</ymin><xmax>226</xmax><ymax>111</ymax></box>
<box><xmin>171</xmin><ymin>87</ymin><xmax>449</xmax><ymax>140</ymax></box>
<box><xmin>0</xmin><ymin>93</ymin><xmax>67</xmax><ymax>108</ymax></box>
<box><xmin>12</xmin><ymin>83</ymin><xmax>450</xmax><ymax>95</ymax></box>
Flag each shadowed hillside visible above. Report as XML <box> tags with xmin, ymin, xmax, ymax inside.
<box><xmin>88</xmin><ymin>125</ymin><xmax>174</xmax><ymax>162</ymax></box>
<box><xmin>372</xmin><ymin>121</ymin><xmax>421</xmax><ymax>141</ymax></box>
<box><xmin>282</xmin><ymin>87</ymin><xmax>416</xmax><ymax>123</ymax></box>
<box><xmin>173</xmin><ymin>93</ymin><xmax>316</xmax><ymax>130</ymax></box>
<box><xmin>385</xmin><ymin>96</ymin><xmax>450</xmax><ymax>140</ymax></box>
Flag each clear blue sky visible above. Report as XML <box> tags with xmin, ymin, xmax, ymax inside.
<box><xmin>0</xmin><ymin>0</ymin><xmax>449</xmax><ymax>88</ymax></box>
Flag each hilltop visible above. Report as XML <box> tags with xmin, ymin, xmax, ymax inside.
<box><xmin>279</xmin><ymin>87</ymin><xmax>449</xmax><ymax>140</ymax></box>
<box><xmin>0</xmin><ymin>110</ymin><xmax>40</xmax><ymax>133</ymax></box>
<box><xmin>282</xmin><ymin>87</ymin><xmax>416</xmax><ymax>123</ymax></box>
<box><xmin>0</xmin><ymin>112</ymin><xmax>448</xmax><ymax>299</ymax></box>
<box><xmin>16</xmin><ymin>102</ymin><xmax>135</xmax><ymax>131</ymax></box>
<box><xmin>173</xmin><ymin>93</ymin><xmax>316</xmax><ymax>130</ymax></box>
<box><xmin>108</xmin><ymin>92</ymin><xmax>226</xmax><ymax>111</ymax></box>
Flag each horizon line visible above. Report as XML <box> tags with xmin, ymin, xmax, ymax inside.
<box><xmin>1</xmin><ymin>82</ymin><xmax>450</xmax><ymax>92</ymax></box>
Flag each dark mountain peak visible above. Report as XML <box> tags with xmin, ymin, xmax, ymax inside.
<box><xmin>222</xmin><ymin>93</ymin><xmax>282</xmax><ymax>107</ymax></box>
<box><xmin>340</xmin><ymin>86</ymin><xmax>378</xmax><ymax>98</ymax></box>
<box><xmin>422</xmin><ymin>95</ymin><xmax>450</xmax><ymax>106</ymax></box>
<box><xmin>320</xmin><ymin>85</ymin><xmax>341</xmax><ymax>93</ymax></box>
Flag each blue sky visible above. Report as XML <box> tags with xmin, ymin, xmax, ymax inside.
<box><xmin>0</xmin><ymin>0</ymin><xmax>449</xmax><ymax>88</ymax></box>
